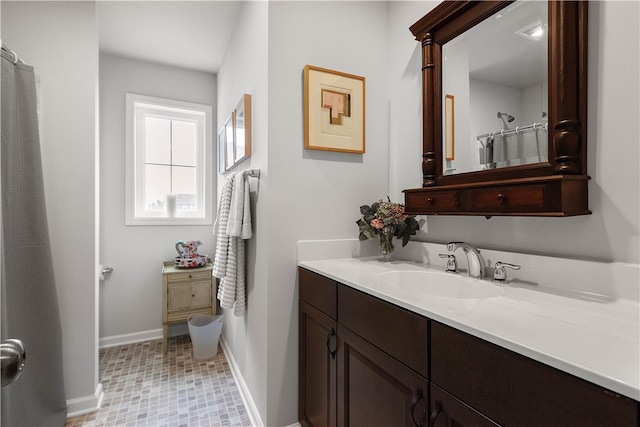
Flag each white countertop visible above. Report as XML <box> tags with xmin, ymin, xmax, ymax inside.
<box><xmin>298</xmin><ymin>256</ymin><xmax>640</xmax><ymax>401</ymax></box>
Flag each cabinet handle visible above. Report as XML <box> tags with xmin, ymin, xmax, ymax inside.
<box><xmin>410</xmin><ymin>388</ymin><xmax>425</xmax><ymax>427</ymax></box>
<box><xmin>428</xmin><ymin>400</ymin><xmax>442</xmax><ymax>427</ymax></box>
<box><xmin>326</xmin><ymin>328</ymin><xmax>337</xmax><ymax>359</ymax></box>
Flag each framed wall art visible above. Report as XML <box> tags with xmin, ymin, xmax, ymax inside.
<box><xmin>304</xmin><ymin>65</ymin><xmax>365</xmax><ymax>154</ymax></box>
<box><xmin>218</xmin><ymin>93</ymin><xmax>252</xmax><ymax>174</ymax></box>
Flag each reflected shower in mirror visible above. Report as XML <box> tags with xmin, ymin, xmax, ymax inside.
<box><xmin>442</xmin><ymin>0</ymin><xmax>548</xmax><ymax>175</ymax></box>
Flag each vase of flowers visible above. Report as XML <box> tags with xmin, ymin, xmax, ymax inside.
<box><xmin>356</xmin><ymin>197</ymin><xmax>420</xmax><ymax>261</ymax></box>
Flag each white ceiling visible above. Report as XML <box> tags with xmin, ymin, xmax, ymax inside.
<box><xmin>98</xmin><ymin>1</ymin><xmax>243</xmax><ymax>73</ymax></box>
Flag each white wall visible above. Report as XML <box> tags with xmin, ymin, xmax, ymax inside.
<box><xmin>389</xmin><ymin>1</ymin><xmax>640</xmax><ymax>266</ymax></box>
<box><xmin>1</xmin><ymin>0</ymin><xmax>100</xmax><ymax>406</ymax></box>
<box><xmin>219</xmin><ymin>1</ymin><xmax>392</xmax><ymax>425</ymax></box>
<box><xmin>215</xmin><ymin>0</ymin><xmax>269</xmax><ymax>421</ymax></box>
<box><xmin>267</xmin><ymin>2</ymin><xmax>391</xmax><ymax>425</ymax></box>
<box><xmin>99</xmin><ymin>54</ymin><xmax>217</xmax><ymax>341</ymax></box>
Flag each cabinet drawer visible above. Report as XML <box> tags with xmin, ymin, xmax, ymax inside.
<box><xmin>168</xmin><ymin>307</ymin><xmax>212</xmax><ymax>322</ymax></box>
<box><xmin>431</xmin><ymin>321</ymin><xmax>639</xmax><ymax>427</ymax></box>
<box><xmin>405</xmin><ymin>189</ymin><xmax>459</xmax><ymax>213</ymax></box>
<box><xmin>466</xmin><ymin>183</ymin><xmax>549</xmax><ymax>212</ymax></box>
<box><xmin>299</xmin><ymin>267</ymin><xmax>337</xmax><ymax>320</ymax></box>
<box><xmin>338</xmin><ymin>285</ymin><xmax>428</xmax><ymax>378</ymax></box>
<box><xmin>167</xmin><ymin>270</ymin><xmax>211</xmax><ymax>283</ymax></box>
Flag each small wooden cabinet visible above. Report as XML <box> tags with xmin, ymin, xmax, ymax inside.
<box><xmin>162</xmin><ymin>260</ymin><xmax>215</xmax><ymax>353</ymax></box>
<box><xmin>299</xmin><ymin>267</ymin><xmax>640</xmax><ymax>427</ymax></box>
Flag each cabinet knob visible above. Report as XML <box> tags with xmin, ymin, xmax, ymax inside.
<box><xmin>497</xmin><ymin>193</ymin><xmax>507</xmax><ymax>204</ymax></box>
<box><xmin>188</xmin><ymin>274</ymin><xmax>192</xmax><ymax>278</ymax></box>
<box><xmin>426</xmin><ymin>197</ymin><xmax>434</xmax><ymax>206</ymax></box>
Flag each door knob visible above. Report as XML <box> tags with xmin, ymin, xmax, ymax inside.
<box><xmin>1</xmin><ymin>339</ymin><xmax>26</xmax><ymax>387</ymax></box>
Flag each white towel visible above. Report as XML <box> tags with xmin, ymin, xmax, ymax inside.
<box><xmin>213</xmin><ymin>171</ymin><xmax>251</xmax><ymax>316</ymax></box>
<box><xmin>227</xmin><ymin>172</ymin><xmax>252</xmax><ymax>239</ymax></box>
<box><xmin>213</xmin><ymin>172</ymin><xmax>235</xmax><ymax>279</ymax></box>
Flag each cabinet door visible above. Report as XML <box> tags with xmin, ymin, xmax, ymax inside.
<box><xmin>431</xmin><ymin>321</ymin><xmax>640</xmax><ymax>427</ymax></box>
<box><xmin>429</xmin><ymin>384</ymin><xmax>499</xmax><ymax>427</ymax></box>
<box><xmin>168</xmin><ymin>282</ymin><xmax>191</xmax><ymax>312</ymax></box>
<box><xmin>191</xmin><ymin>280</ymin><xmax>212</xmax><ymax>309</ymax></box>
<box><xmin>337</xmin><ymin>325</ymin><xmax>428</xmax><ymax>427</ymax></box>
<box><xmin>300</xmin><ymin>301</ymin><xmax>337</xmax><ymax>427</ymax></box>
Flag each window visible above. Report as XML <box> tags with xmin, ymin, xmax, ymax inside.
<box><xmin>126</xmin><ymin>93</ymin><xmax>213</xmax><ymax>225</ymax></box>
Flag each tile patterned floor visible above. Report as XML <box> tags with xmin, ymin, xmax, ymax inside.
<box><xmin>65</xmin><ymin>335</ymin><xmax>252</xmax><ymax>427</ymax></box>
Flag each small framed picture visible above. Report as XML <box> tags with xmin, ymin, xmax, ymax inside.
<box><xmin>445</xmin><ymin>94</ymin><xmax>455</xmax><ymax>161</ymax></box>
<box><xmin>304</xmin><ymin>65</ymin><xmax>365</xmax><ymax>154</ymax></box>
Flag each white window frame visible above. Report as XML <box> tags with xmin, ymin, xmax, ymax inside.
<box><xmin>125</xmin><ymin>93</ymin><xmax>213</xmax><ymax>226</ymax></box>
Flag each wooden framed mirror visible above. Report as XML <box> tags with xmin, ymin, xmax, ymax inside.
<box><xmin>404</xmin><ymin>1</ymin><xmax>589</xmax><ymax>217</ymax></box>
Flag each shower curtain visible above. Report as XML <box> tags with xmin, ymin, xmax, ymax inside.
<box><xmin>1</xmin><ymin>49</ymin><xmax>67</xmax><ymax>425</ymax></box>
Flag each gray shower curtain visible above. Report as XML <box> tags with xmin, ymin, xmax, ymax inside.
<box><xmin>1</xmin><ymin>49</ymin><xmax>67</xmax><ymax>426</ymax></box>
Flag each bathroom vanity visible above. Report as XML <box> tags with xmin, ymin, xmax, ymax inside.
<box><xmin>298</xmin><ymin>259</ymin><xmax>639</xmax><ymax>427</ymax></box>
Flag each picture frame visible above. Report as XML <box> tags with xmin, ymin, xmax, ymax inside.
<box><xmin>234</xmin><ymin>94</ymin><xmax>252</xmax><ymax>165</ymax></box>
<box><xmin>218</xmin><ymin>93</ymin><xmax>252</xmax><ymax>174</ymax></box>
<box><xmin>304</xmin><ymin>65</ymin><xmax>365</xmax><ymax>154</ymax></box>
<box><xmin>444</xmin><ymin>94</ymin><xmax>455</xmax><ymax>161</ymax></box>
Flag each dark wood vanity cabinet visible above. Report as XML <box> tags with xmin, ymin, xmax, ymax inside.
<box><xmin>299</xmin><ymin>267</ymin><xmax>640</xmax><ymax>427</ymax></box>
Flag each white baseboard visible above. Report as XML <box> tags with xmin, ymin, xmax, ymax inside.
<box><xmin>220</xmin><ymin>336</ymin><xmax>265</xmax><ymax>427</ymax></box>
<box><xmin>99</xmin><ymin>328</ymin><xmax>163</xmax><ymax>348</ymax></box>
<box><xmin>66</xmin><ymin>383</ymin><xmax>104</xmax><ymax>418</ymax></box>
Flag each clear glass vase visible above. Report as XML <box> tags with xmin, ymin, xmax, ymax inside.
<box><xmin>379</xmin><ymin>226</ymin><xmax>395</xmax><ymax>261</ymax></box>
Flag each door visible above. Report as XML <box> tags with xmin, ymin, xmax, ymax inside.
<box><xmin>337</xmin><ymin>325</ymin><xmax>428</xmax><ymax>427</ymax></box>
<box><xmin>429</xmin><ymin>384</ymin><xmax>499</xmax><ymax>427</ymax></box>
<box><xmin>1</xmin><ymin>339</ymin><xmax>26</xmax><ymax>387</ymax></box>
<box><xmin>191</xmin><ymin>280</ymin><xmax>212</xmax><ymax>308</ymax></box>
<box><xmin>299</xmin><ymin>300</ymin><xmax>337</xmax><ymax>427</ymax></box>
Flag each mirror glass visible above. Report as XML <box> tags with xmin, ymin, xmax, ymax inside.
<box><xmin>442</xmin><ymin>1</ymin><xmax>548</xmax><ymax>175</ymax></box>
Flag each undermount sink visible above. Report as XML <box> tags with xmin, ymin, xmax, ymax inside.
<box><xmin>375</xmin><ymin>270</ymin><xmax>504</xmax><ymax>299</ymax></box>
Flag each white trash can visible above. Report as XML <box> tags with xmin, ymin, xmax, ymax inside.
<box><xmin>187</xmin><ymin>313</ymin><xmax>223</xmax><ymax>361</ymax></box>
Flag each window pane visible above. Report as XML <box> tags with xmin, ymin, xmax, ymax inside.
<box><xmin>172</xmin><ymin>120</ymin><xmax>197</xmax><ymax>167</ymax></box>
<box><xmin>145</xmin><ymin>117</ymin><xmax>171</xmax><ymax>164</ymax></box>
<box><xmin>173</xmin><ymin>166</ymin><xmax>197</xmax><ymax>211</ymax></box>
<box><xmin>172</xmin><ymin>165</ymin><xmax>196</xmax><ymax>194</ymax></box>
<box><xmin>177</xmin><ymin>193</ymin><xmax>197</xmax><ymax>212</ymax></box>
<box><xmin>145</xmin><ymin>164</ymin><xmax>171</xmax><ymax>210</ymax></box>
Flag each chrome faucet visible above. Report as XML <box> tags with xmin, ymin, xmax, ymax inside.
<box><xmin>447</xmin><ymin>242</ymin><xmax>486</xmax><ymax>279</ymax></box>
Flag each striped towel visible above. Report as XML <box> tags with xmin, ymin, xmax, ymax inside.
<box><xmin>213</xmin><ymin>172</ymin><xmax>251</xmax><ymax>316</ymax></box>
